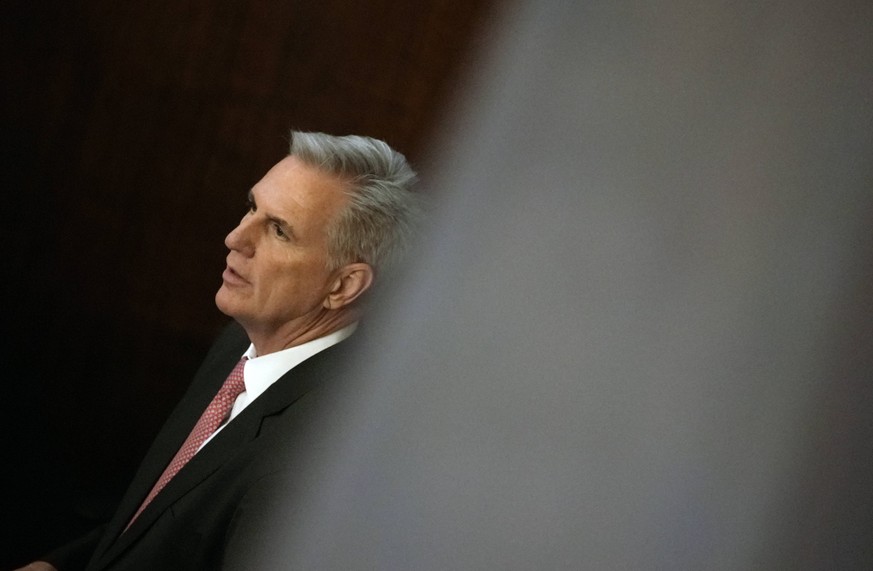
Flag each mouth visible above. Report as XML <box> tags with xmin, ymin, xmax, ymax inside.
<box><xmin>222</xmin><ymin>265</ymin><xmax>250</xmax><ymax>286</ymax></box>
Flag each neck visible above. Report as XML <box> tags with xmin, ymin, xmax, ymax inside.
<box><xmin>243</xmin><ymin>308</ymin><xmax>360</xmax><ymax>356</ymax></box>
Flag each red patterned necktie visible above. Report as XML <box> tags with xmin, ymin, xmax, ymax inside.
<box><xmin>126</xmin><ymin>358</ymin><xmax>247</xmax><ymax>529</ymax></box>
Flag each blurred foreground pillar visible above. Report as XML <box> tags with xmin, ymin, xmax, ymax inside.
<box><xmin>246</xmin><ymin>1</ymin><xmax>873</xmax><ymax>569</ymax></box>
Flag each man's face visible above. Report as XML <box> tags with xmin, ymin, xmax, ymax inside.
<box><xmin>215</xmin><ymin>155</ymin><xmax>349</xmax><ymax>339</ymax></box>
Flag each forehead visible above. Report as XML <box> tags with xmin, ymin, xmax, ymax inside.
<box><xmin>254</xmin><ymin>155</ymin><xmax>349</xmax><ymax>227</ymax></box>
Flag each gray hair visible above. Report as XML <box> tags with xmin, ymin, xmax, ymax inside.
<box><xmin>289</xmin><ymin>131</ymin><xmax>420</xmax><ymax>276</ymax></box>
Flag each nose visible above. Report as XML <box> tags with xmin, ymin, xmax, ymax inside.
<box><xmin>225</xmin><ymin>215</ymin><xmax>255</xmax><ymax>257</ymax></box>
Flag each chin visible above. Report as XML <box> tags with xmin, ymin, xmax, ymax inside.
<box><xmin>215</xmin><ymin>286</ymin><xmax>240</xmax><ymax>318</ymax></box>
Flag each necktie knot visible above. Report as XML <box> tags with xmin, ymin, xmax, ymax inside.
<box><xmin>219</xmin><ymin>358</ymin><xmax>247</xmax><ymax>399</ymax></box>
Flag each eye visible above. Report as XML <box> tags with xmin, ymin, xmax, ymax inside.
<box><xmin>245</xmin><ymin>198</ymin><xmax>256</xmax><ymax>214</ymax></box>
<box><xmin>272</xmin><ymin>222</ymin><xmax>288</xmax><ymax>239</ymax></box>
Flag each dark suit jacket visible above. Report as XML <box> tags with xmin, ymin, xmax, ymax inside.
<box><xmin>45</xmin><ymin>322</ymin><xmax>359</xmax><ymax>570</ymax></box>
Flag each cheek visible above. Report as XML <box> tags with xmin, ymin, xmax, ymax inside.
<box><xmin>257</xmin><ymin>264</ymin><xmax>306</xmax><ymax>302</ymax></box>
<box><xmin>258</xmin><ymin>250</ymin><xmax>332</xmax><ymax>303</ymax></box>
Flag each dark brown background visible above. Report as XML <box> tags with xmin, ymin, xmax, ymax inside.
<box><xmin>2</xmin><ymin>0</ymin><xmax>493</xmax><ymax>565</ymax></box>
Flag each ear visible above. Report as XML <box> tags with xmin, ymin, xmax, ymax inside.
<box><xmin>323</xmin><ymin>263</ymin><xmax>375</xmax><ymax>309</ymax></box>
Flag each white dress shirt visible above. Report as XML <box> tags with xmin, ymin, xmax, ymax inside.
<box><xmin>198</xmin><ymin>323</ymin><xmax>357</xmax><ymax>450</ymax></box>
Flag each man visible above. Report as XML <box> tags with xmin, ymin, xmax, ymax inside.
<box><xmin>18</xmin><ymin>131</ymin><xmax>419</xmax><ymax>570</ymax></box>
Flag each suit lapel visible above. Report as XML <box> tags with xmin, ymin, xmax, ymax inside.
<box><xmin>89</xmin><ymin>330</ymin><xmax>355</xmax><ymax>570</ymax></box>
<box><xmin>87</xmin><ymin>323</ymin><xmax>249</xmax><ymax>568</ymax></box>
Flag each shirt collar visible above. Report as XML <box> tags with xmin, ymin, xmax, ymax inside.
<box><xmin>240</xmin><ymin>323</ymin><xmax>357</xmax><ymax>403</ymax></box>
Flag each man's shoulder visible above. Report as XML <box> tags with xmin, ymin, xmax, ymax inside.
<box><xmin>195</xmin><ymin>321</ymin><xmax>250</xmax><ymax>366</ymax></box>
<box><xmin>212</xmin><ymin>320</ymin><xmax>250</xmax><ymax>351</ymax></box>
<box><xmin>179</xmin><ymin>322</ymin><xmax>249</xmax><ymax>396</ymax></box>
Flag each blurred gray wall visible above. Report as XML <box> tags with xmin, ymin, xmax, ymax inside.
<box><xmin>241</xmin><ymin>1</ymin><xmax>873</xmax><ymax>568</ymax></box>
